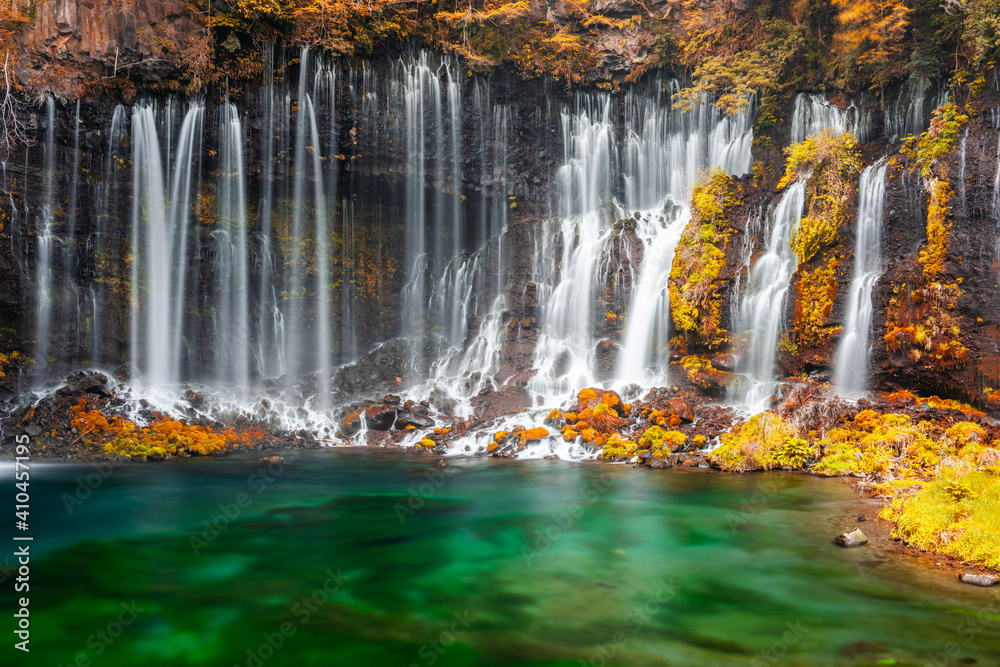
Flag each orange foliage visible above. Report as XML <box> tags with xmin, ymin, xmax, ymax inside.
<box><xmin>69</xmin><ymin>399</ymin><xmax>260</xmax><ymax>458</ymax></box>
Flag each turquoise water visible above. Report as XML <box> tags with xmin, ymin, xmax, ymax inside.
<box><xmin>4</xmin><ymin>450</ymin><xmax>1000</xmax><ymax>666</ymax></box>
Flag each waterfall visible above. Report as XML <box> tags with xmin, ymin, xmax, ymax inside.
<box><xmin>733</xmin><ymin>182</ymin><xmax>806</xmax><ymax>409</ymax></box>
<box><xmin>615</xmin><ymin>89</ymin><xmax>754</xmax><ymax>385</ymax></box>
<box><xmin>834</xmin><ymin>161</ymin><xmax>887</xmax><ymax>397</ymax></box>
<box><xmin>33</xmin><ymin>96</ymin><xmax>56</xmax><ymax>374</ymax></box>
<box><xmin>885</xmin><ymin>81</ymin><xmax>949</xmax><ymax>141</ymax></box>
<box><xmin>215</xmin><ymin>102</ymin><xmax>250</xmax><ymax>385</ymax></box>
<box><xmin>398</xmin><ymin>55</ymin><xmax>434</xmax><ymax>349</ymax></box>
<box><xmin>303</xmin><ymin>93</ymin><xmax>331</xmax><ymax>405</ymax></box>
<box><xmin>529</xmin><ymin>95</ymin><xmax>616</xmax><ymax>399</ymax></box>
<box><xmin>129</xmin><ymin>101</ymin><xmax>204</xmax><ymax>386</ymax></box>
<box><xmin>285</xmin><ymin>47</ymin><xmax>312</xmax><ymax>381</ymax></box>
<box><xmin>790</xmin><ymin>93</ymin><xmax>872</xmax><ymax>144</ymax></box>
<box><xmin>992</xmin><ymin>108</ymin><xmax>1000</xmax><ymax>218</ymax></box>
<box><xmin>614</xmin><ymin>206</ymin><xmax>689</xmax><ymax>384</ymax></box>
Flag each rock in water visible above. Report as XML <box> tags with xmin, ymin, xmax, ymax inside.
<box><xmin>257</xmin><ymin>456</ymin><xmax>284</xmax><ymax>465</ymax></box>
<box><xmin>364</xmin><ymin>405</ymin><xmax>397</xmax><ymax>431</ymax></box>
<box><xmin>835</xmin><ymin>528</ymin><xmax>868</xmax><ymax>547</ymax></box>
<box><xmin>959</xmin><ymin>573</ymin><xmax>998</xmax><ymax>587</ymax></box>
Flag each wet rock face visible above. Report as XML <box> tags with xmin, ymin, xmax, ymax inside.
<box><xmin>869</xmin><ymin>99</ymin><xmax>1000</xmax><ymax>408</ymax></box>
<box><xmin>18</xmin><ymin>0</ymin><xmax>201</xmax><ymax>94</ymax></box>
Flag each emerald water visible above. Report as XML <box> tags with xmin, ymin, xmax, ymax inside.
<box><xmin>5</xmin><ymin>451</ymin><xmax>999</xmax><ymax>667</ymax></box>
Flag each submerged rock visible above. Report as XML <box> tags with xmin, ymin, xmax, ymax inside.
<box><xmin>835</xmin><ymin>528</ymin><xmax>868</xmax><ymax>547</ymax></box>
<box><xmin>959</xmin><ymin>573</ymin><xmax>998</xmax><ymax>587</ymax></box>
<box><xmin>257</xmin><ymin>456</ymin><xmax>284</xmax><ymax>465</ymax></box>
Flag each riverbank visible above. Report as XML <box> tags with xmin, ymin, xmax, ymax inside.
<box><xmin>3</xmin><ymin>369</ymin><xmax>999</xmax><ymax>583</ymax></box>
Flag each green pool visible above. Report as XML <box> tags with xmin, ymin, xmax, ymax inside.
<box><xmin>4</xmin><ymin>450</ymin><xmax>999</xmax><ymax>666</ymax></box>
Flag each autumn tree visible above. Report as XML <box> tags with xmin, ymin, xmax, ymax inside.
<box><xmin>0</xmin><ymin>1</ymin><xmax>33</xmax><ymax>157</ymax></box>
<box><xmin>832</xmin><ymin>0</ymin><xmax>912</xmax><ymax>88</ymax></box>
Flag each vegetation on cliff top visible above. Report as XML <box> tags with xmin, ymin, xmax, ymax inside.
<box><xmin>4</xmin><ymin>0</ymin><xmax>1000</xmax><ymax>107</ymax></box>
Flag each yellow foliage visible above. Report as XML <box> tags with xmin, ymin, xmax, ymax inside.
<box><xmin>918</xmin><ymin>180</ymin><xmax>952</xmax><ymax>280</ymax></box>
<box><xmin>709</xmin><ymin>412</ymin><xmax>802</xmax><ymax>472</ymax></box>
<box><xmin>601</xmin><ymin>434</ymin><xmax>639</xmax><ymax>461</ymax></box>
<box><xmin>794</xmin><ymin>256</ymin><xmax>840</xmax><ymax>349</ymax></box>
<box><xmin>669</xmin><ymin>168</ymin><xmax>736</xmax><ymax>349</ymax></box>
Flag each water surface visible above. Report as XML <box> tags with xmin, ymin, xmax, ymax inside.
<box><xmin>5</xmin><ymin>451</ymin><xmax>999</xmax><ymax>666</ymax></box>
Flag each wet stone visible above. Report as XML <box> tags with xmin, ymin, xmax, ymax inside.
<box><xmin>835</xmin><ymin>528</ymin><xmax>868</xmax><ymax>547</ymax></box>
<box><xmin>959</xmin><ymin>573</ymin><xmax>998</xmax><ymax>587</ymax></box>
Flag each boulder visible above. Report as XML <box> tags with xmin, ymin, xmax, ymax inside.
<box><xmin>667</xmin><ymin>398</ymin><xmax>694</xmax><ymax>423</ymax></box>
<box><xmin>959</xmin><ymin>573</ymin><xmax>998</xmax><ymax>587</ymax></box>
<box><xmin>364</xmin><ymin>405</ymin><xmax>397</xmax><ymax>431</ymax></box>
<box><xmin>395</xmin><ymin>409</ymin><xmax>433</xmax><ymax>430</ymax></box>
<box><xmin>835</xmin><ymin>528</ymin><xmax>868</xmax><ymax>547</ymax></box>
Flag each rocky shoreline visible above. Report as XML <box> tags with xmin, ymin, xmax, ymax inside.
<box><xmin>4</xmin><ymin>364</ymin><xmax>999</xmax><ymax>584</ymax></box>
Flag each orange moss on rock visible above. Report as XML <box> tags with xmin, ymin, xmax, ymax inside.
<box><xmin>794</xmin><ymin>255</ymin><xmax>841</xmax><ymax>350</ymax></box>
<box><xmin>70</xmin><ymin>399</ymin><xmax>260</xmax><ymax>459</ymax></box>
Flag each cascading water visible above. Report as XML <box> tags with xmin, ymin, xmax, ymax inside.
<box><xmin>530</xmin><ymin>95</ymin><xmax>616</xmax><ymax>399</ymax></box>
<box><xmin>615</xmin><ymin>89</ymin><xmax>754</xmax><ymax>385</ymax></box>
<box><xmin>884</xmin><ymin>81</ymin><xmax>949</xmax><ymax>142</ymax></box>
<box><xmin>732</xmin><ymin>182</ymin><xmax>806</xmax><ymax>409</ymax></box>
<box><xmin>790</xmin><ymin>93</ymin><xmax>872</xmax><ymax>144</ymax></box>
<box><xmin>129</xmin><ymin>101</ymin><xmax>204</xmax><ymax>387</ymax></box>
<box><xmin>834</xmin><ymin>161</ymin><xmax>887</xmax><ymax>397</ymax></box>
<box><xmin>214</xmin><ymin>102</ymin><xmax>250</xmax><ymax>386</ymax></box>
<box><xmin>33</xmin><ymin>96</ymin><xmax>56</xmax><ymax>373</ymax></box>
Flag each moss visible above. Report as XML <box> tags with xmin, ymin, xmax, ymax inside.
<box><xmin>778</xmin><ymin>131</ymin><xmax>860</xmax><ymax>354</ymax></box>
<box><xmin>668</xmin><ymin>168</ymin><xmax>738</xmax><ymax>350</ymax></box>
<box><xmin>709</xmin><ymin>412</ymin><xmax>801</xmax><ymax>472</ymax></box>
<box><xmin>680</xmin><ymin>355</ymin><xmax>728</xmax><ymax>391</ymax></box>
<box><xmin>794</xmin><ymin>255</ymin><xmax>841</xmax><ymax>350</ymax></box>
<box><xmin>517</xmin><ymin>426</ymin><xmax>549</xmax><ymax>446</ymax></box>
<box><xmin>419</xmin><ymin>438</ymin><xmax>437</xmax><ymax>448</ymax></box>
<box><xmin>904</xmin><ymin>103</ymin><xmax>969</xmax><ymax>179</ymax></box>
<box><xmin>601</xmin><ymin>434</ymin><xmax>639</xmax><ymax>461</ymax></box>
<box><xmin>71</xmin><ymin>399</ymin><xmax>259</xmax><ymax>458</ymax></box>
<box><xmin>918</xmin><ymin>179</ymin><xmax>952</xmax><ymax>280</ymax></box>
<box><xmin>638</xmin><ymin>426</ymin><xmax>686</xmax><ymax>457</ymax></box>
<box><xmin>884</xmin><ymin>470</ymin><xmax>1000</xmax><ymax>569</ymax></box>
